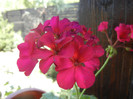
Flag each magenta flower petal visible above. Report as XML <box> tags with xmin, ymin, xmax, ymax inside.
<box><xmin>31</xmin><ymin>23</ymin><xmax>45</xmax><ymax>35</ymax></box>
<box><xmin>98</xmin><ymin>21</ymin><xmax>108</xmax><ymax>32</ymax></box>
<box><xmin>81</xmin><ymin>25</ymin><xmax>87</xmax><ymax>35</ymax></box>
<box><xmin>58</xmin><ymin>43</ymin><xmax>74</xmax><ymax>58</ymax></box>
<box><xmin>84</xmin><ymin>58</ymin><xmax>100</xmax><ymax>71</ymax></box>
<box><xmin>59</xmin><ymin>18</ymin><xmax>70</xmax><ymax>33</ymax></box>
<box><xmin>17</xmin><ymin>57</ymin><xmax>38</xmax><ymax>76</ymax></box>
<box><xmin>93</xmin><ymin>45</ymin><xmax>105</xmax><ymax>57</ymax></box>
<box><xmin>25</xmin><ymin>32</ymin><xmax>40</xmax><ymax>43</ymax></box>
<box><xmin>86</xmin><ymin>35</ymin><xmax>100</xmax><ymax>46</ymax></box>
<box><xmin>39</xmin><ymin>57</ymin><xmax>53</xmax><ymax>74</ymax></box>
<box><xmin>39</xmin><ymin>32</ymin><xmax>55</xmax><ymax>49</ymax></box>
<box><xmin>43</xmin><ymin>20</ymin><xmax>50</xmax><ymax>27</ymax></box>
<box><xmin>73</xmin><ymin>35</ymin><xmax>84</xmax><ymax>45</ymax></box>
<box><xmin>78</xmin><ymin>45</ymin><xmax>93</xmax><ymax>62</ymax></box>
<box><xmin>131</xmin><ymin>33</ymin><xmax>133</xmax><ymax>39</ymax></box>
<box><xmin>130</xmin><ymin>25</ymin><xmax>133</xmax><ymax>39</ymax></box>
<box><xmin>50</xmin><ymin>16</ymin><xmax>59</xmax><ymax>33</ymax></box>
<box><xmin>56</xmin><ymin>37</ymin><xmax>73</xmax><ymax>49</ymax></box>
<box><xmin>32</xmin><ymin>49</ymin><xmax>53</xmax><ymax>59</ymax></box>
<box><xmin>55</xmin><ymin>57</ymin><xmax>73</xmax><ymax>71</ymax></box>
<box><xmin>18</xmin><ymin>42</ymin><xmax>31</xmax><ymax>57</ymax></box>
<box><xmin>75</xmin><ymin>66</ymin><xmax>95</xmax><ymax>89</ymax></box>
<box><xmin>87</xmin><ymin>28</ymin><xmax>93</xmax><ymax>34</ymax></box>
<box><xmin>115</xmin><ymin>23</ymin><xmax>131</xmax><ymax>42</ymax></box>
<box><xmin>57</xmin><ymin>67</ymin><xmax>75</xmax><ymax>89</ymax></box>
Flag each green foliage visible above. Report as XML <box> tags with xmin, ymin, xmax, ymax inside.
<box><xmin>41</xmin><ymin>93</ymin><xmax>59</xmax><ymax>99</ymax></box>
<box><xmin>59</xmin><ymin>89</ymin><xmax>77</xmax><ymax>99</ymax></box>
<box><xmin>3</xmin><ymin>81</ymin><xmax>21</xmax><ymax>97</ymax></box>
<box><xmin>23</xmin><ymin>0</ymin><xmax>65</xmax><ymax>13</ymax></box>
<box><xmin>0</xmin><ymin>14</ymin><xmax>22</xmax><ymax>52</ymax></box>
<box><xmin>0</xmin><ymin>0</ymin><xmax>26</xmax><ymax>11</ymax></box>
<box><xmin>81</xmin><ymin>95</ymin><xmax>97</xmax><ymax>99</ymax></box>
<box><xmin>4</xmin><ymin>82</ymin><xmax>9</xmax><ymax>86</ymax></box>
<box><xmin>23</xmin><ymin>0</ymin><xmax>44</xmax><ymax>8</ymax></box>
<box><xmin>0</xmin><ymin>0</ymin><xmax>79</xmax><ymax>12</ymax></box>
<box><xmin>23</xmin><ymin>0</ymin><xmax>65</xmax><ymax>8</ymax></box>
<box><xmin>5</xmin><ymin>91</ymin><xmax>14</xmax><ymax>96</ymax></box>
<box><xmin>46</xmin><ymin>64</ymin><xmax>58</xmax><ymax>81</ymax></box>
<box><xmin>41</xmin><ymin>91</ymin><xmax>97</xmax><ymax>99</ymax></box>
<box><xmin>0</xmin><ymin>92</ymin><xmax>2</xmax><ymax>99</ymax></box>
<box><xmin>4</xmin><ymin>86</ymin><xmax>21</xmax><ymax>97</ymax></box>
<box><xmin>105</xmin><ymin>45</ymin><xmax>117</xmax><ymax>57</ymax></box>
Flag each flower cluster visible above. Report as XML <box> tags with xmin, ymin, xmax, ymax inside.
<box><xmin>17</xmin><ymin>16</ymin><xmax>104</xmax><ymax>90</ymax></box>
<box><xmin>98</xmin><ymin>21</ymin><xmax>133</xmax><ymax>52</ymax></box>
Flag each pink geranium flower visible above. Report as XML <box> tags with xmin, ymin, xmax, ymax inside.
<box><xmin>17</xmin><ymin>16</ymin><xmax>105</xmax><ymax>91</ymax></box>
<box><xmin>115</xmin><ymin>23</ymin><xmax>131</xmax><ymax>42</ymax></box>
<box><xmin>98</xmin><ymin>21</ymin><xmax>108</xmax><ymax>32</ymax></box>
<box><xmin>130</xmin><ymin>25</ymin><xmax>133</xmax><ymax>39</ymax></box>
<box><xmin>55</xmin><ymin>41</ymin><xmax>104</xmax><ymax>89</ymax></box>
<box><xmin>17</xmin><ymin>16</ymin><xmax>76</xmax><ymax>76</ymax></box>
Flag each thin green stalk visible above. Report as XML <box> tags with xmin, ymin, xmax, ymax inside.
<box><xmin>74</xmin><ymin>83</ymin><xmax>79</xmax><ymax>99</ymax></box>
<box><xmin>79</xmin><ymin>55</ymin><xmax>111</xmax><ymax>99</ymax></box>
<box><xmin>79</xmin><ymin>89</ymin><xmax>86</xmax><ymax>99</ymax></box>
<box><xmin>95</xmin><ymin>55</ymin><xmax>111</xmax><ymax>77</ymax></box>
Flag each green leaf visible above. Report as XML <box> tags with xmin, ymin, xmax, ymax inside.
<box><xmin>5</xmin><ymin>91</ymin><xmax>13</xmax><ymax>96</ymax></box>
<box><xmin>40</xmin><ymin>93</ymin><xmax>59</xmax><ymax>99</ymax></box>
<box><xmin>10</xmin><ymin>85</ymin><xmax>14</xmax><ymax>90</ymax></box>
<box><xmin>81</xmin><ymin>95</ymin><xmax>97</xmax><ymax>99</ymax></box>
<box><xmin>4</xmin><ymin>81</ymin><xmax>9</xmax><ymax>86</ymax></box>
<box><xmin>17</xmin><ymin>86</ymin><xmax>21</xmax><ymax>91</ymax></box>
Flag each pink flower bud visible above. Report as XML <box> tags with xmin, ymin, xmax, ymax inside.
<box><xmin>98</xmin><ymin>21</ymin><xmax>108</xmax><ymax>32</ymax></box>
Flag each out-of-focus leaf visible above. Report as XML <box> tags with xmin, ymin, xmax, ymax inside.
<box><xmin>10</xmin><ymin>86</ymin><xmax>14</xmax><ymax>90</ymax></box>
<box><xmin>4</xmin><ymin>82</ymin><xmax>9</xmax><ymax>86</ymax></box>
<box><xmin>40</xmin><ymin>93</ymin><xmax>59</xmax><ymax>99</ymax></box>
<box><xmin>5</xmin><ymin>91</ymin><xmax>13</xmax><ymax>96</ymax></box>
<box><xmin>17</xmin><ymin>86</ymin><xmax>21</xmax><ymax>90</ymax></box>
<box><xmin>81</xmin><ymin>95</ymin><xmax>97</xmax><ymax>99</ymax></box>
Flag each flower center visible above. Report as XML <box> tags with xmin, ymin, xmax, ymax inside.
<box><xmin>74</xmin><ymin>61</ymin><xmax>79</xmax><ymax>66</ymax></box>
<box><xmin>72</xmin><ymin>59</ymin><xmax>85</xmax><ymax>67</ymax></box>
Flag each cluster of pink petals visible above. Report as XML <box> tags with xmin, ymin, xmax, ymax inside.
<box><xmin>17</xmin><ymin>16</ymin><xmax>104</xmax><ymax>89</ymax></box>
<box><xmin>115</xmin><ymin>23</ymin><xmax>133</xmax><ymax>42</ymax></box>
<box><xmin>98</xmin><ymin>21</ymin><xmax>108</xmax><ymax>32</ymax></box>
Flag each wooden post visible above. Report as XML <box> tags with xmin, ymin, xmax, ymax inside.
<box><xmin>78</xmin><ymin>0</ymin><xmax>133</xmax><ymax>99</ymax></box>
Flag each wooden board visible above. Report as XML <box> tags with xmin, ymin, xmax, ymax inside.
<box><xmin>78</xmin><ymin>0</ymin><xmax>133</xmax><ymax>99</ymax></box>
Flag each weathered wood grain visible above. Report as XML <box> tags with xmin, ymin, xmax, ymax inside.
<box><xmin>79</xmin><ymin>0</ymin><xmax>133</xmax><ymax>99</ymax></box>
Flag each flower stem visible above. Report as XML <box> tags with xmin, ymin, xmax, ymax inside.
<box><xmin>113</xmin><ymin>40</ymin><xmax>118</xmax><ymax>47</ymax></box>
<box><xmin>74</xmin><ymin>83</ymin><xmax>79</xmax><ymax>99</ymax></box>
<box><xmin>95</xmin><ymin>55</ymin><xmax>111</xmax><ymax>77</ymax></box>
<box><xmin>105</xmin><ymin>31</ymin><xmax>112</xmax><ymax>45</ymax></box>
<box><xmin>79</xmin><ymin>55</ymin><xmax>111</xmax><ymax>99</ymax></box>
<box><xmin>79</xmin><ymin>89</ymin><xmax>86</xmax><ymax>99</ymax></box>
